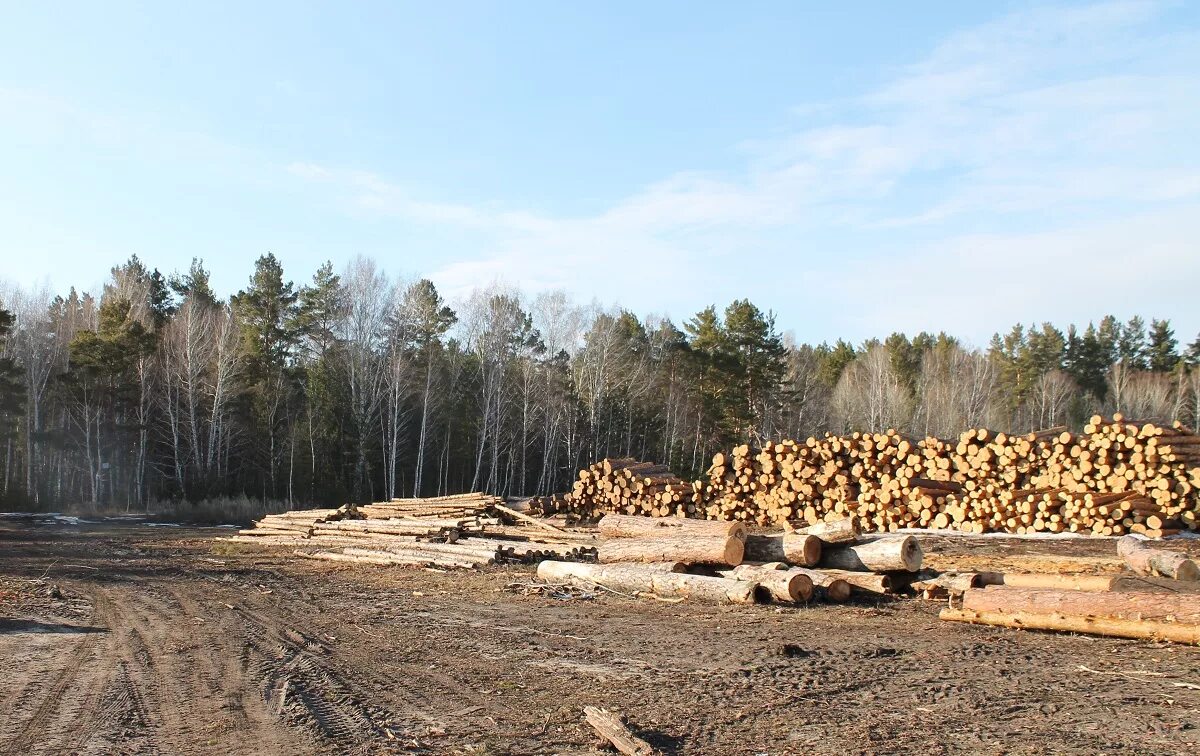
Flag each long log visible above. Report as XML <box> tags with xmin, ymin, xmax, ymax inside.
<box><xmin>813</xmin><ymin>568</ymin><xmax>893</xmax><ymax>595</ymax></box>
<box><xmin>1117</xmin><ymin>535</ymin><xmax>1200</xmax><ymax>581</ymax></box>
<box><xmin>796</xmin><ymin>517</ymin><xmax>859</xmax><ymax>544</ymax></box>
<box><xmin>718</xmin><ymin>564</ymin><xmax>813</xmax><ymax>603</ymax></box>
<box><xmin>743</xmin><ymin>534</ymin><xmax>821</xmax><ymax>567</ymax></box>
<box><xmin>819</xmin><ymin>536</ymin><xmax>922</xmax><ymax>572</ymax></box>
<box><xmin>975</xmin><ymin>572</ymin><xmax>1161</xmax><ymax>592</ymax></box>
<box><xmin>537</xmin><ymin>561</ymin><xmax>757</xmax><ymax>604</ymax></box>
<box><xmin>582</xmin><ymin>706</ymin><xmax>657</xmax><ymax>756</ymax></box>
<box><xmin>598</xmin><ymin>513</ymin><xmax>747</xmax><ymax>540</ymax></box>
<box><xmin>958</xmin><ymin>587</ymin><xmax>1200</xmax><ymax>624</ymax></box>
<box><xmin>597</xmin><ymin>535</ymin><xmax>744</xmax><ymax>566</ymax></box>
<box><xmin>941</xmin><ymin>607</ymin><xmax>1200</xmax><ymax>645</ymax></box>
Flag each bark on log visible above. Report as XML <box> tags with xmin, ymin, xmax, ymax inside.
<box><xmin>718</xmin><ymin>564</ymin><xmax>814</xmax><ymax>603</ymax></box>
<box><xmin>598</xmin><ymin>513</ymin><xmax>747</xmax><ymax>540</ymax></box>
<box><xmin>813</xmin><ymin>568</ymin><xmax>894</xmax><ymax>595</ymax></box>
<box><xmin>597</xmin><ymin>535</ymin><xmax>744</xmax><ymax>566</ymax></box>
<box><xmin>537</xmin><ymin>561</ymin><xmax>757</xmax><ymax>604</ymax></box>
<box><xmin>796</xmin><ymin>517</ymin><xmax>859</xmax><ymax>544</ymax></box>
<box><xmin>819</xmin><ymin>536</ymin><xmax>922</xmax><ymax>572</ymax></box>
<box><xmin>743</xmin><ymin>534</ymin><xmax>821</xmax><ymax>566</ymax></box>
<box><xmin>1117</xmin><ymin>535</ymin><xmax>1200</xmax><ymax>581</ymax></box>
<box><xmin>784</xmin><ymin>567</ymin><xmax>852</xmax><ymax>603</ymax></box>
<box><xmin>958</xmin><ymin>587</ymin><xmax>1200</xmax><ymax>624</ymax></box>
<box><xmin>976</xmin><ymin>572</ymin><xmax>1160</xmax><ymax>592</ymax></box>
<box><xmin>582</xmin><ymin>706</ymin><xmax>657</xmax><ymax>756</ymax></box>
<box><xmin>940</xmin><ymin>607</ymin><xmax>1200</xmax><ymax>645</ymax></box>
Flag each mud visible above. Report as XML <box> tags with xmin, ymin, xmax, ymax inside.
<box><xmin>3</xmin><ymin>520</ymin><xmax>1200</xmax><ymax>754</ymax></box>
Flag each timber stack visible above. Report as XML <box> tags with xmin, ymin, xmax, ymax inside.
<box><xmin>565</xmin><ymin>415</ymin><xmax>1200</xmax><ymax>536</ymax></box>
<box><xmin>221</xmin><ymin>492</ymin><xmax>600</xmax><ymax>568</ymax></box>
<box><xmin>563</xmin><ymin>458</ymin><xmax>698</xmax><ymax>518</ymax></box>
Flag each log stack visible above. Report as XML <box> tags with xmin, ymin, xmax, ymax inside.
<box><xmin>220</xmin><ymin>493</ymin><xmax>600</xmax><ymax>568</ymax></box>
<box><xmin>563</xmin><ymin>415</ymin><xmax>1200</xmax><ymax>536</ymax></box>
<box><xmin>564</xmin><ymin>458</ymin><xmax>698</xmax><ymax>518</ymax></box>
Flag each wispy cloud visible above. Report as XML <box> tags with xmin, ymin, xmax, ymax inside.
<box><xmin>287</xmin><ymin>1</ymin><xmax>1200</xmax><ymax>341</ymax></box>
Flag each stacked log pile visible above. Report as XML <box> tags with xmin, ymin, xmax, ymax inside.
<box><xmin>563</xmin><ymin>415</ymin><xmax>1200</xmax><ymax>536</ymax></box>
<box><xmin>220</xmin><ymin>493</ymin><xmax>599</xmax><ymax>568</ymax></box>
<box><xmin>564</xmin><ymin>458</ymin><xmax>697</xmax><ymax>518</ymax></box>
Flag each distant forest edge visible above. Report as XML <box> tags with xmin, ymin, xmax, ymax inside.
<box><xmin>0</xmin><ymin>254</ymin><xmax>1198</xmax><ymax>512</ymax></box>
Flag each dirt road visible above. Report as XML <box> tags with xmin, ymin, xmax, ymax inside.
<box><xmin>3</xmin><ymin>519</ymin><xmax>1200</xmax><ymax>754</ymax></box>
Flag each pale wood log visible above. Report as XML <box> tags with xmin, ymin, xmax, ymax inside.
<box><xmin>718</xmin><ymin>564</ymin><xmax>813</xmax><ymax>602</ymax></box>
<box><xmin>974</xmin><ymin>572</ymin><xmax>1166</xmax><ymax>592</ymax></box>
<box><xmin>796</xmin><ymin>517</ymin><xmax>859</xmax><ymax>544</ymax></box>
<box><xmin>743</xmin><ymin>534</ymin><xmax>821</xmax><ymax>566</ymax></box>
<box><xmin>819</xmin><ymin>536</ymin><xmax>922</xmax><ymax>572</ymax></box>
<box><xmin>582</xmin><ymin>706</ymin><xmax>657</xmax><ymax>756</ymax></box>
<box><xmin>958</xmin><ymin>586</ymin><xmax>1200</xmax><ymax>625</ymax></box>
<box><xmin>598</xmin><ymin>513</ymin><xmax>746</xmax><ymax>540</ymax></box>
<box><xmin>1117</xmin><ymin>535</ymin><xmax>1200</xmax><ymax>581</ymax></box>
<box><xmin>492</xmin><ymin>502</ymin><xmax>568</xmax><ymax>533</ymax></box>
<box><xmin>597</xmin><ymin>535</ymin><xmax>744</xmax><ymax>566</ymax></box>
<box><xmin>940</xmin><ymin>607</ymin><xmax>1200</xmax><ymax>645</ymax></box>
<box><xmin>537</xmin><ymin>561</ymin><xmax>757</xmax><ymax>604</ymax></box>
<box><xmin>814</xmin><ymin>568</ymin><xmax>893</xmax><ymax>594</ymax></box>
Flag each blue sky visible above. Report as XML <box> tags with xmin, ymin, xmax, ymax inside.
<box><xmin>1</xmin><ymin>1</ymin><xmax>1198</xmax><ymax>346</ymax></box>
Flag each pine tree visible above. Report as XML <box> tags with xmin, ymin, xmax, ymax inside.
<box><xmin>1186</xmin><ymin>332</ymin><xmax>1200</xmax><ymax>367</ymax></box>
<box><xmin>1118</xmin><ymin>315</ymin><xmax>1148</xmax><ymax>369</ymax></box>
<box><xmin>1147</xmin><ymin>319</ymin><xmax>1179</xmax><ymax>372</ymax></box>
<box><xmin>0</xmin><ymin>307</ymin><xmax>25</xmax><ymax>463</ymax></box>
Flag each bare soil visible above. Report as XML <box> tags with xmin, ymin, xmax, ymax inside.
<box><xmin>3</xmin><ymin>519</ymin><xmax>1200</xmax><ymax>755</ymax></box>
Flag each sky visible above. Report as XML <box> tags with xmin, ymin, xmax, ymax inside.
<box><xmin>1</xmin><ymin>0</ymin><xmax>1198</xmax><ymax>347</ymax></box>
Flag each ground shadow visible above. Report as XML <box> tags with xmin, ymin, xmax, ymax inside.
<box><xmin>0</xmin><ymin>618</ymin><xmax>108</xmax><ymax>635</ymax></box>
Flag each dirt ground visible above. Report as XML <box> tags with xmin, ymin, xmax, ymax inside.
<box><xmin>3</xmin><ymin>519</ymin><xmax>1200</xmax><ymax>755</ymax></box>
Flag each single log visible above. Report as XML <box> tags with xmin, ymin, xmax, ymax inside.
<box><xmin>819</xmin><ymin>536</ymin><xmax>922</xmax><ymax>572</ymax></box>
<box><xmin>492</xmin><ymin>502</ymin><xmax>568</xmax><ymax>534</ymax></box>
<box><xmin>796</xmin><ymin>517</ymin><xmax>859</xmax><ymax>544</ymax></box>
<box><xmin>582</xmin><ymin>706</ymin><xmax>657</xmax><ymax>756</ymax></box>
<box><xmin>598</xmin><ymin>513</ymin><xmax>747</xmax><ymax>540</ymax></box>
<box><xmin>537</xmin><ymin>561</ymin><xmax>756</xmax><ymax>604</ymax></box>
<box><xmin>1117</xmin><ymin>535</ymin><xmax>1200</xmax><ymax>581</ymax></box>
<box><xmin>958</xmin><ymin>587</ymin><xmax>1200</xmax><ymax>624</ymax></box>
<box><xmin>718</xmin><ymin>564</ymin><xmax>814</xmax><ymax>603</ymax></box>
<box><xmin>743</xmin><ymin>534</ymin><xmax>821</xmax><ymax>567</ymax></box>
<box><xmin>814</xmin><ymin>568</ymin><xmax>894</xmax><ymax>595</ymax></box>
<box><xmin>598</xmin><ymin>535</ymin><xmax>744</xmax><ymax>566</ymax></box>
<box><xmin>975</xmin><ymin>572</ymin><xmax>1159</xmax><ymax>592</ymax></box>
<box><xmin>940</xmin><ymin>607</ymin><xmax>1200</xmax><ymax>645</ymax></box>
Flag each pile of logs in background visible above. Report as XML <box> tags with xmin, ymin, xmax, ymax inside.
<box><xmin>555</xmin><ymin>415</ymin><xmax>1200</xmax><ymax>536</ymax></box>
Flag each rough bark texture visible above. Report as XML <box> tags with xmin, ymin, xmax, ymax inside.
<box><xmin>976</xmin><ymin>572</ymin><xmax>1163</xmax><ymax>592</ymax></box>
<box><xmin>598</xmin><ymin>513</ymin><xmax>747</xmax><ymax>540</ymax></box>
<box><xmin>819</xmin><ymin>536</ymin><xmax>922</xmax><ymax>572</ymax></box>
<box><xmin>719</xmin><ymin>564</ymin><xmax>814</xmax><ymax>603</ymax></box>
<box><xmin>813</xmin><ymin>568</ymin><xmax>894</xmax><ymax>594</ymax></box>
<box><xmin>797</xmin><ymin>518</ymin><xmax>860</xmax><ymax>544</ymax></box>
<box><xmin>959</xmin><ymin>586</ymin><xmax>1200</xmax><ymax>624</ymax></box>
<box><xmin>597</xmin><ymin>535</ymin><xmax>744</xmax><ymax>566</ymax></box>
<box><xmin>742</xmin><ymin>534</ymin><xmax>821</xmax><ymax>567</ymax></box>
<box><xmin>940</xmin><ymin>607</ymin><xmax>1200</xmax><ymax>645</ymax></box>
<box><xmin>1117</xmin><ymin>535</ymin><xmax>1200</xmax><ymax>581</ymax></box>
<box><xmin>537</xmin><ymin>561</ymin><xmax>757</xmax><ymax>604</ymax></box>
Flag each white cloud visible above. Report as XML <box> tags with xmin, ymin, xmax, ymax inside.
<box><xmin>287</xmin><ymin>1</ymin><xmax>1200</xmax><ymax>342</ymax></box>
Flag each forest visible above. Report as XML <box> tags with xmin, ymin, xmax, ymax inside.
<box><xmin>1</xmin><ymin>254</ymin><xmax>1198</xmax><ymax>512</ymax></box>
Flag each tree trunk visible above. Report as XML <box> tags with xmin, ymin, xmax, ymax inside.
<box><xmin>597</xmin><ymin>535</ymin><xmax>744</xmax><ymax>566</ymax></box>
<box><xmin>718</xmin><ymin>564</ymin><xmax>813</xmax><ymax>603</ymax></box>
<box><xmin>1117</xmin><ymin>535</ymin><xmax>1200</xmax><ymax>581</ymax></box>
<box><xmin>598</xmin><ymin>514</ymin><xmax>747</xmax><ymax>540</ymax></box>
<box><xmin>537</xmin><ymin>561</ymin><xmax>756</xmax><ymax>605</ymax></box>
<box><xmin>819</xmin><ymin>536</ymin><xmax>922</xmax><ymax>572</ymax></box>
<box><xmin>743</xmin><ymin>534</ymin><xmax>821</xmax><ymax>567</ymax></box>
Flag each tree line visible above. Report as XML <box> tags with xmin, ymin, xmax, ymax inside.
<box><xmin>1</xmin><ymin>254</ymin><xmax>1198</xmax><ymax>511</ymax></box>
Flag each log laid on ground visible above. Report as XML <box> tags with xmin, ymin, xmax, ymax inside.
<box><xmin>975</xmin><ymin>572</ymin><xmax>1160</xmax><ymax>592</ymax></box>
<box><xmin>941</xmin><ymin>607</ymin><xmax>1200</xmax><ymax>645</ymax></box>
<box><xmin>492</xmin><ymin>502</ymin><xmax>568</xmax><ymax>534</ymax></box>
<box><xmin>814</xmin><ymin>568</ymin><xmax>894</xmax><ymax>595</ymax></box>
<box><xmin>1117</xmin><ymin>535</ymin><xmax>1200</xmax><ymax>581</ymax></box>
<box><xmin>537</xmin><ymin>561</ymin><xmax>757</xmax><ymax>605</ymax></box>
<box><xmin>819</xmin><ymin>536</ymin><xmax>922</xmax><ymax>572</ymax></box>
<box><xmin>940</xmin><ymin>587</ymin><xmax>1200</xmax><ymax>643</ymax></box>
<box><xmin>718</xmin><ymin>564</ymin><xmax>814</xmax><ymax>603</ymax></box>
<box><xmin>582</xmin><ymin>706</ymin><xmax>657</xmax><ymax>756</ymax></box>
<box><xmin>796</xmin><ymin>517</ymin><xmax>860</xmax><ymax>544</ymax></box>
<box><xmin>598</xmin><ymin>513</ymin><xmax>747</xmax><ymax>540</ymax></box>
<box><xmin>743</xmin><ymin>534</ymin><xmax>821</xmax><ymax>567</ymax></box>
<box><xmin>597</xmin><ymin>535</ymin><xmax>744</xmax><ymax>566</ymax></box>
